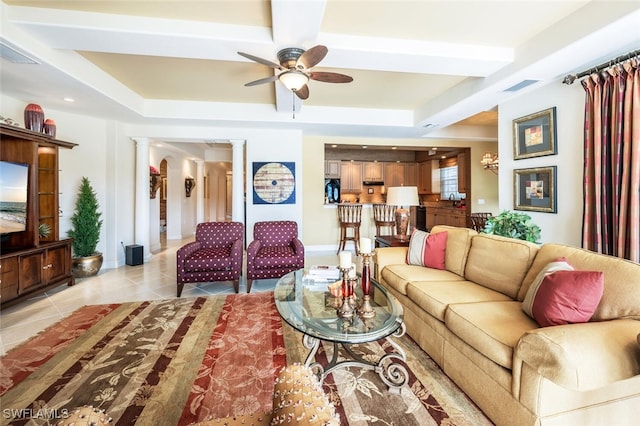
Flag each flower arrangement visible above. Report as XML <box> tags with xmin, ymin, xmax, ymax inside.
<box><xmin>150</xmin><ymin>165</ymin><xmax>161</xmax><ymax>198</ymax></box>
<box><xmin>150</xmin><ymin>165</ymin><xmax>160</xmax><ymax>175</ymax></box>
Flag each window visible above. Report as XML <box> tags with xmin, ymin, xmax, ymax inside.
<box><xmin>440</xmin><ymin>166</ymin><xmax>459</xmax><ymax>198</ymax></box>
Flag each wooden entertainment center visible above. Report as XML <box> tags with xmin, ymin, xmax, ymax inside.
<box><xmin>0</xmin><ymin>123</ymin><xmax>77</xmax><ymax>307</ymax></box>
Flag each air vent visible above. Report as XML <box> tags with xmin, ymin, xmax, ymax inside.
<box><xmin>503</xmin><ymin>80</ymin><xmax>539</xmax><ymax>92</ymax></box>
<box><xmin>0</xmin><ymin>39</ymin><xmax>39</xmax><ymax>64</ymax></box>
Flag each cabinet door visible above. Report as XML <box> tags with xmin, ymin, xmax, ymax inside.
<box><xmin>1</xmin><ymin>256</ymin><xmax>20</xmax><ymax>303</ymax></box>
<box><xmin>325</xmin><ymin>160</ymin><xmax>341</xmax><ymax>178</ymax></box>
<box><xmin>363</xmin><ymin>162</ymin><xmax>384</xmax><ymax>181</ymax></box>
<box><xmin>418</xmin><ymin>161</ymin><xmax>432</xmax><ymax>194</ymax></box>
<box><xmin>457</xmin><ymin>152</ymin><xmax>468</xmax><ymax>194</ymax></box>
<box><xmin>340</xmin><ymin>161</ymin><xmax>362</xmax><ymax>192</ymax></box>
<box><xmin>404</xmin><ymin>163</ymin><xmax>418</xmax><ymax>187</ymax></box>
<box><xmin>45</xmin><ymin>244</ymin><xmax>70</xmax><ymax>283</ymax></box>
<box><xmin>19</xmin><ymin>252</ymin><xmax>44</xmax><ymax>292</ymax></box>
<box><xmin>384</xmin><ymin>163</ymin><xmax>402</xmax><ymax>187</ymax></box>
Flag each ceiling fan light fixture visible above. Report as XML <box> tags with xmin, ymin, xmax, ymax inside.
<box><xmin>279</xmin><ymin>70</ymin><xmax>309</xmax><ymax>91</ymax></box>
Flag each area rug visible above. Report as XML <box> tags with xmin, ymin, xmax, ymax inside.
<box><xmin>0</xmin><ymin>293</ymin><xmax>491</xmax><ymax>425</ymax></box>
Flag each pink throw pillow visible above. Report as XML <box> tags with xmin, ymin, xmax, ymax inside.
<box><xmin>530</xmin><ymin>270</ymin><xmax>604</xmax><ymax>327</ymax></box>
<box><xmin>406</xmin><ymin>230</ymin><xmax>447</xmax><ymax>270</ymax></box>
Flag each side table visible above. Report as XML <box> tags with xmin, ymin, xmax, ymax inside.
<box><xmin>375</xmin><ymin>234</ymin><xmax>411</xmax><ymax>248</ymax></box>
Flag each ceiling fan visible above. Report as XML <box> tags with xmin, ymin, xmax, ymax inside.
<box><xmin>237</xmin><ymin>45</ymin><xmax>353</xmax><ymax>100</ymax></box>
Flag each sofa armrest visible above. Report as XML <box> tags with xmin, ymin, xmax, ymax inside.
<box><xmin>373</xmin><ymin>246</ymin><xmax>408</xmax><ymax>279</ymax></box>
<box><xmin>512</xmin><ymin>319</ymin><xmax>640</xmax><ymax>396</ymax></box>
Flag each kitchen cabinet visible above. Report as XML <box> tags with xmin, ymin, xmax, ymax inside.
<box><xmin>418</xmin><ymin>161</ymin><xmax>432</xmax><ymax>194</ymax></box>
<box><xmin>383</xmin><ymin>163</ymin><xmax>403</xmax><ymax>187</ymax></box>
<box><xmin>325</xmin><ymin>160</ymin><xmax>341</xmax><ymax>178</ymax></box>
<box><xmin>457</xmin><ymin>151</ymin><xmax>469</xmax><ymax>194</ymax></box>
<box><xmin>340</xmin><ymin>161</ymin><xmax>363</xmax><ymax>193</ymax></box>
<box><xmin>404</xmin><ymin>163</ymin><xmax>418</xmax><ymax>187</ymax></box>
<box><xmin>426</xmin><ymin>207</ymin><xmax>468</xmax><ymax>229</ymax></box>
<box><xmin>363</xmin><ymin>162</ymin><xmax>384</xmax><ymax>181</ymax></box>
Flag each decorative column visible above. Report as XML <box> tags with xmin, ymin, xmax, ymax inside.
<box><xmin>133</xmin><ymin>137</ymin><xmax>151</xmax><ymax>262</ymax></box>
<box><xmin>196</xmin><ymin>160</ymin><xmax>205</xmax><ymax>225</ymax></box>
<box><xmin>230</xmin><ymin>140</ymin><xmax>245</xmax><ymax>224</ymax></box>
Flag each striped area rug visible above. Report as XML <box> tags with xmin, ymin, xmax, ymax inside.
<box><xmin>0</xmin><ymin>293</ymin><xmax>491</xmax><ymax>425</ymax></box>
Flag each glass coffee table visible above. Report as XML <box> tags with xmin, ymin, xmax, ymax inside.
<box><xmin>274</xmin><ymin>269</ymin><xmax>408</xmax><ymax>393</ymax></box>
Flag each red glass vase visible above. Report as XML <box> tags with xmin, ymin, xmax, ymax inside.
<box><xmin>24</xmin><ymin>103</ymin><xmax>44</xmax><ymax>132</ymax></box>
<box><xmin>43</xmin><ymin>118</ymin><xmax>56</xmax><ymax>138</ymax></box>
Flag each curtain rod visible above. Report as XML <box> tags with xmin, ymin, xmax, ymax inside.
<box><xmin>562</xmin><ymin>49</ymin><xmax>640</xmax><ymax>85</ymax></box>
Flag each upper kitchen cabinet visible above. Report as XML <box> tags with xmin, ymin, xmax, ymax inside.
<box><xmin>457</xmin><ymin>150</ymin><xmax>470</xmax><ymax>194</ymax></box>
<box><xmin>363</xmin><ymin>162</ymin><xmax>384</xmax><ymax>182</ymax></box>
<box><xmin>325</xmin><ymin>160</ymin><xmax>341</xmax><ymax>178</ymax></box>
<box><xmin>418</xmin><ymin>161</ymin><xmax>432</xmax><ymax>194</ymax></box>
<box><xmin>383</xmin><ymin>163</ymin><xmax>403</xmax><ymax>187</ymax></box>
<box><xmin>340</xmin><ymin>161</ymin><xmax>363</xmax><ymax>193</ymax></box>
<box><xmin>404</xmin><ymin>163</ymin><xmax>418</xmax><ymax>187</ymax></box>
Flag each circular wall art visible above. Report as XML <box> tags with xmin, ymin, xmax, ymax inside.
<box><xmin>252</xmin><ymin>162</ymin><xmax>296</xmax><ymax>204</ymax></box>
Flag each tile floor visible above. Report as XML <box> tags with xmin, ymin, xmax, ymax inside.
<box><xmin>0</xmin><ymin>236</ymin><xmax>342</xmax><ymax>356</ymax></box>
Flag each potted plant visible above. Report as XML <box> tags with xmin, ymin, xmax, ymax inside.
<box><xmin>68</xmin><ymin>177</ymin><xmax>104</xmax><ymax>277</ymax></box>
<box><xmin>482</xmin><ymin>210</ymin><xmax>541</xmax><ymax>243</ymax></box>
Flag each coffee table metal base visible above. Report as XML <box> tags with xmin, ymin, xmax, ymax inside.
<box><xmin>302</xmin><ymin>323</ymin><xmax>408</xmax><ymax>394</ymax></box>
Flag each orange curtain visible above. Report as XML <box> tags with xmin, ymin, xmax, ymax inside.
<box><xmin>582</xmin><ymin>58</ymin><xmax>640</xmax><ymax>262</ymax></box>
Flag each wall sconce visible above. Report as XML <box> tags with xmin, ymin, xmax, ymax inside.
<box><xmin>185</xmin><ymin>176</ymin><xmax>196</xmax><ymax>197</ymax></box>
<box><xmin>481</xmin><ymin>152</ymin><xmax>499</xmax><ymax>174</ymax></box>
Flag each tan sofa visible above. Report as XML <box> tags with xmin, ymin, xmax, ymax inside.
<box><xmin>374</xmin><ymin>225</ymin><xmax>640</xmax><ymax>426</ymax></box>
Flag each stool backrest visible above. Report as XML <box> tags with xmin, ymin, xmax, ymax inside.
<box><xmin>373</xmin><ymin>204</ymin><xmax>397</xmax><ymax>223</ymax></box>
<box><xmin>337</xmin><ymin>204</ymin><xmax>362</xmax><ymax>224</ymax></box>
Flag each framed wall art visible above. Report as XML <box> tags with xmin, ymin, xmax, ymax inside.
<box><xmin>514</xmin><ymin>166</ymin><xmax>557</xmax><ymax>213</ymax></box>
<box><xmin>252</xmin><ymin>162</ymin><xmax>296</xmax><ymax>205</ymax></box>
<box><xmin>513</xmin><ymin>107</ymin><xmax>557</xmax><ymax>160</ymax></box>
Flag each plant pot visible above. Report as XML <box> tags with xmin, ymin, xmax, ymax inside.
<box><xmin>71</xmin><ymin>252</ymin><xmax>103</xmax><ymax>278</ymax></box>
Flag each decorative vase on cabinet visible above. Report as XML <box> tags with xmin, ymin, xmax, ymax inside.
<box><xmin>24</xmin><ymin>103</ymin><xmax>45</xmax><ymax>133</ymax></box>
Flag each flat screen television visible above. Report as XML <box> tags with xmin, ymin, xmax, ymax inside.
<box><xmin>0</xmin><ymin>160</ymin><xmax>29</xmax><ymax>235</ymax></box>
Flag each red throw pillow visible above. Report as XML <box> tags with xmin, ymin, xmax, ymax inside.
<box><xmin>530</xmin><ymin>270</ymin><xmax>604</xmax><ymax>327</ymax></box>
<box><xmin>406</xmin><ymin>230</ymin><xmax>447</xmax><ymax>270</ymax></box>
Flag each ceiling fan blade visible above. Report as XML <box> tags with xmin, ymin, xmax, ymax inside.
<box><xmin>295</xmin><ymin>85</ymin><xmax>309</xmax><ymax>100</ymax></box>
<box><xmin>309</xmin><ymin>71</ymin><xmax>354</xmax><ymax>83</ymax></box>
<box><xmin>244</xmin><ymin>75</ymin><xmax>279</xmax><ymax>87</ymax></box>
<box><xmin>297</xmin><ymin>45</ymin><xmax>328</xmax><ymax>69</ymax></box>
<box><xmin>237</xmin><ymin>51</ymin><xmax>283</xmax><ymax>70</ymax></box>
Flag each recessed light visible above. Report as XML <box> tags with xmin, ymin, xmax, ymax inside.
<box><xmin>362</xmin><ymin>146</ymin><xmax>367</xmax><ymax>149</ymax></box>
<box><xmin>391</xmin><ymin>147</ymin><xmax>397</xmax><ymax>150</ymax></box>
<box><xmin>331</xmin><ymin>144</ymin><xmax>337</xmax><ymax>148</ymax></box>
<box><xmin>63</xmin><ymin>97</ymin><xmax>74</xmax><ymax>102</ymax></box>
<box><xmin>441</xmin><ymin>155</ymin><xmax>446</xmax><ymax>159</ymax></box>
<box><xmin>431</xmin><ymin>147</ymin><xmax>438</xmax><ymax>150</ymax></box>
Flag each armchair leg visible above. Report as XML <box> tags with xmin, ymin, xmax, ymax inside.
<box><xmin>177</xmin><ymin>283</ymin><xmax>184</xmax><ymax>297</ymax></box>
<box><xmin>247</xmin><ymin>279</ymin><xmax>253</xmax><ymax>294</ymax></box>
<box><xmin>233</xmin><ymin>280</ymin><xmax>239</xmax><ymax>293</ymax></box>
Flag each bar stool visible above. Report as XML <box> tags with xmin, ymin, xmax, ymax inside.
<box><xmin>373</xmin><ymin>203</ymin><xmax>397</xmax><ymax>236</ymax></box>
<box><xmin>336</xmin><ymin>204</ymin><xmax>362</xmax><ymax>254</ymax></box>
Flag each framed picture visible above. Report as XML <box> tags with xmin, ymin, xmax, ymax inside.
<box><xmin>252</xmin><ymin>162</ymin><xmax>296</xmax><ymax>205</ymax></box>
<box><xmin>514</xmin><ymin>166</ymin><xmax>557</xmax><ymax>213</ymax></box>
<box><xmin>513</xmin><ymin>107</ymin><xmax>557</xmax><ymax>159</ymax></box>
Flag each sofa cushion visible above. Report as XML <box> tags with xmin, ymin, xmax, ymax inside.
<box><xmin>406</xmin><ymin>280</ymin><xmax>512</xmax><ymax>321</ymax></box>
<box><xmin>445</xmin><ymin>301</ymin><xmax>539</xmax><ymax>369</ymax></box>
<box><xmin>464</xmin><ymin>234</ymin><xmax>539</xmax><ymax>299</ymax></box>
<box><xmin>406</xmin><ymin>230</ymin><xmax>447</xmax><ymax>269</ymax></box>
<box><xmin>528</xmin><ymin>270</ymin><xmax>604</xmax><ymax>327</ymax></box>
<box><xmin>429</xmin><ymin>225</ymin><xmax>477</xmax><ymax>277</ymax></box>
<box><xmin>381</xmin><ymin>264</ymin><xmax>463</xmax><ymax>296</ymax></box>
<box><xmin>522</xmin><ymin>257</ymin><xmax>574</xmax><ymax>317</ymax></box>
<box><xmin>519</xmin><ymin>243</ymin><xmax>640</xmax><ymax>321</ymax></box>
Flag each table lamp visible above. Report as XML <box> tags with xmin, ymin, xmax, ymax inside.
<box><xmin>386</xmin><ymin>186</ymin><xmax>419</xmax><ymax>240</ymax></box>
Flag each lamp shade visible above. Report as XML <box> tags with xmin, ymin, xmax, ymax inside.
<box><xmin>386</xmin><ymin>186</ymin><xmax>419</xmax><ymax>207</ymax></box>
<box><xmin>278</xmin><ymin>70</ymin><xmax>309</xmax><ymax>91</ymax></box>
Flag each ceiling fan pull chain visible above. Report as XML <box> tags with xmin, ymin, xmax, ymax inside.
<box><xmin>292</xmin><ymin>91</ymin><xmax>296</xmax><ymax>119</ymax></box>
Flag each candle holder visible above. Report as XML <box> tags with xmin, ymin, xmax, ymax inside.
<box><xmin>336</xmin><ymin>267</ymin><xmax>355</xmax><ymax>319</ymax></box>
<box><xmin>357</xmin><ymin>252</ymin><xmax>376</xmax><ymax>318</ymax></box>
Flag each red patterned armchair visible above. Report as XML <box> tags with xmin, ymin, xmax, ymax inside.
<box><xmin>246</xmin><ymin>221</ymin><xmax>304</xmax><ymax>293</ymax></box>
<box><xmin>176</xmin><ymin>222</ymin><xmax>244</xmax><ymax>297</ymax></box>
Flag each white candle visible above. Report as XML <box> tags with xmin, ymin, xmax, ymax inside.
<box><xmin>360</xmin><ymin>237</ymin><xmax>372</xmax><ymax>254</ymax></box>
<box><xmin>348</xmin><ymin>263</ymin><xmax>357</xmax><ymax>278</ymax></box>
<box><xmin>339</xmin><ymin>251</ymin><xmax>351</xmax><ymax>269</ymax></box>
